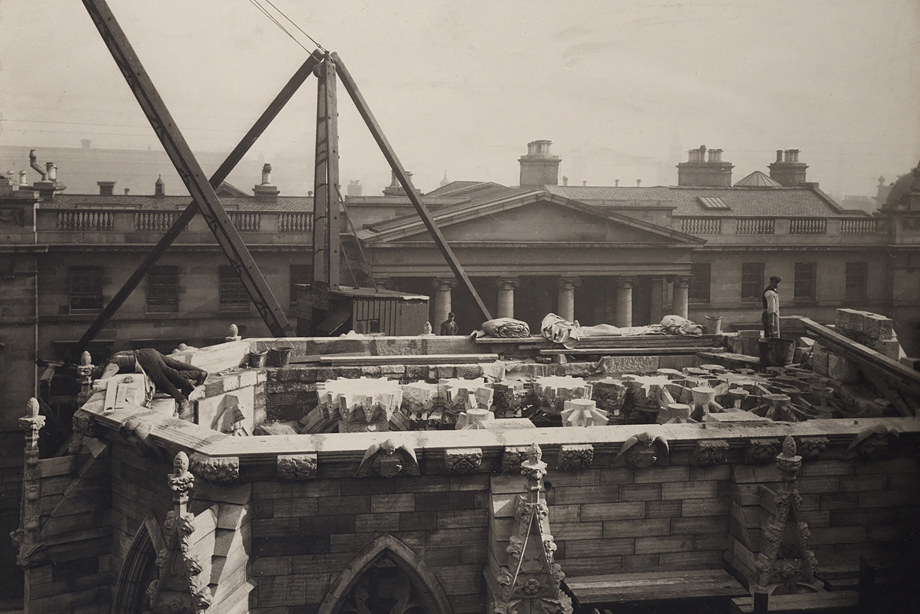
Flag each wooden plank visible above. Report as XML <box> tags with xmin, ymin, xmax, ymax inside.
<box><xmin>318</xmin><ymin>353</ymin><xmax>498</xmax><ymax>365</ymax></box>
<box><xmin>731</xmin><ymin>590</ymin><xmax>857</xmax><ymax>613</ymax></box>
<box><xmin>566</xmin><ymin>569</ymin><xmax>747</xmax><ymax>603</ymax></box>
<box><xmin>540</xmin><ymin>347</ymin><xmax>723</xmax><ymax>356</ymax></box>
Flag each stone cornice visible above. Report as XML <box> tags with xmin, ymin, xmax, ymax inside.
<box><xmin>76</xmin><ymin>387</ymin><xmax>920</xmax><ymax>477</ymax></box>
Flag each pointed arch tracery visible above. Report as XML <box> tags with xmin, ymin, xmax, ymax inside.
<box><xmin>318</xmin><ymin>534</ymin><xmax>453</xmax><ymax>614</ymax></box>
<box><xmin>111</xmin><ymin>514</ymin><xmax>163</xmax><ymax>614</ymax></box>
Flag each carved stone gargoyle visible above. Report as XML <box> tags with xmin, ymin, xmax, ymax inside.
<box><xmin>614</xmin><ymin>431</ymin><xmax>670</xmax><ymax>468</ymax></box>
<box><xmin>355</xmin><ymin>438</ymin><xmax>420</xmax><ymax>478</ymax></box>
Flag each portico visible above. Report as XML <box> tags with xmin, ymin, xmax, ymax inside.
<box><xmin>357</xmin><ymin>190</ymin><xmax>703</xmax><ymax>332</ymax></box>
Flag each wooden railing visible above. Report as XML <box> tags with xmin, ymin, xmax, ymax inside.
<box><xmin>56</xmin><ymin>210</ymin><xmax>114</xmax><ymax>231</ymax></box>
<box><xmin>735</xmin><ymin>218</ymin><xmax>774</xmax><ymax>234</ymax></box>
<box><xmin>789</xmin><ymin>218</ymin><xmax>827</xmax><ymax>234</ymax></box>
<box><xmin>680</xmin><ymin>217</ymin><xmax>722</xmax><ymax>234</ymax></box>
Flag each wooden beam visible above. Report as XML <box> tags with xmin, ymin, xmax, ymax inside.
<box><xmin>82</xmin><ymin>0</ymin><xmax>297</xmax><ymax>338</ymax></box>
<box><xmin>312</xmin><ymin>54</ymin><xmax>341</xmax><ymax>286</ymax></box>
<box><xmin>76</xmin><ymin>51</ymin><xmax>323</xmax><ymax>353</ymax></box>
<box><xmin>332</xmin><ymin>52</ymin><xmax>492</xmax><ymax>322</ymax></box>
<box><xmin>796</xmin><ymin>316</ymin><xmax>920</xmax><ymax>399</ymax></box>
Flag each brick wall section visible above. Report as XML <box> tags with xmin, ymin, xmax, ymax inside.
<box><xmin>548</xmin><ymin>460</ymin><xmax>732</xmax><ymax>577</ymax></box>
<box><xmin>727</xmin><ymin>452</ymin><xmax>920</xmax><ymax>584</ymax></box>
<box><xmin>0</xmin><ymin>429</ymin><xmax>25</xmax><ymax>605</ymax></box>
<box><xmin>24</xmin><ymin>450</ymin><xmax>112</xmax><ymax>613</ymax></box>
<box><xmin>250</xmin><ymin>473</ymin><xmax>490</xmax><ymax>613</ymax></box>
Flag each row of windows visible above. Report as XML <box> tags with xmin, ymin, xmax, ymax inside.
<box><xmin>68</xmin><ymin>265</ymin><xmax>313</xmax><ymax>313</ymax></box>
<box><xmin>688</xmin><ymin>262</ymin><xmax>869</xmax><ymax>304</ymax></box>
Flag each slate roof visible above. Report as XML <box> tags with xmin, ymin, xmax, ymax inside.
<box><xmin>734</xmin><ymin>171</ymin><xmax>782</xmax><ymax>188</ymax></box>
<box><xmin>543</xmin><ymin>184</ymin><xmax>856</xmax><ymax>217</ymax></box>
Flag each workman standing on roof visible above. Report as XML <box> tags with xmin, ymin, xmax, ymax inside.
<box><xmin>762</xmin><ymin>276</ymin><xmax>782</xmax><ymax>338</ymax></box>
<box><xmin>440</xmin><ymin>312</ymin><xmax>459</xmax><ymax>336</ymax></box>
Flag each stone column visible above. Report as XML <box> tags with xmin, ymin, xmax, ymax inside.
<box><xmin>649</xmin><ymin>276</ymin><xmax>664</xmax><ymax>323</ymax></box>
<box><xmin>432</xmin><ymin>277</ymin><xmax>455</xmax><ymax>329</ymax></box>
<box><xmin>673</xmin><ymin>276</ymin><xmax>691</xmax><ymax>319</ymax></box>
<box><xmin>495</xmin><ymin>277</ymin><xmax>520</xmax><ymax>319</ymax></box>
<box><xmin>557</xmin><ymin>276</ymin><xmax>581</xmax><ymax>322</ymax></box>
<box><xmin>615</xmin><ymin>276</ymin><xmax>636</xmax><ymax>327</ymax></box>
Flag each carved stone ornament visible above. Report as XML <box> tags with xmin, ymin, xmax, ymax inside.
<box><xmin>19</xmin><ymin>397</ymin><xmax>45</xmax><ymax>434</ymax></box>
<box><xmin>754</xmin><ymin>435</ymin><xmax>818</xmax><ymax>593</ymax></box>
<box><xmin>502</xmin><ymin>446</ymin><xmax>530</xmax><ymax>474</ymax></box>
<box><xmin>189</xmin><ymin>453</ymin><xmax>240</xmax><ymax>484</ymax></box>
<box><xmin>355</xmin><ymin>438</ymin><xmax>420</xmax><ymax>478</ymax></box>
<box><xmin>795</xmin><ymin>436</ymin><xmax>828</xmax><ymax>460</ymax></box>
<box><xmin>745</xmin><ymin>438</ymin><xmax>782</xmax><ymax>464</ymax></box>
<box><xmin>445</xmin><ymin>448</ymin><xmax>482</xmax><ymax>474</ymax></box>
<box><xmin>492</xmin><ymin>442</ymin><xmax>572</xmax><ymax>614</ymax></box>
<box><xmin>615</xmin><ymin>431</ymin><xmax>669</xmax><ymax>468</ymax></box>
<box><xmin>71</xmin><ymin>410</ymin><xmax>98</xmax><ymax>438</ymax></box>
<box><xmin>844</xmin><ymin>424</ymin><xmax>901</xmax><ymax>460</ymax></box>
<box><xmin>277</xmin><ymin>453</ymin><xmax>318</xmax><ymax>480</ymax></box>
<box><xmin>146</xmin><ymin>452</ymin><xmax>213</xmax><ymax>614</ymax></box>
<box><xmin>557</xmin><ymin>444</ymin><xmax>594</xmax><ymax>472</ymax></box>
<box><xmin>693</xmin><ymin>440</ymin><xmax>729</xmax><ymax>465</ymax></box>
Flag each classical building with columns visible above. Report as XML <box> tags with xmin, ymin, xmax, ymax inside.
<box><xmin>352</xmin><ymin>144</ymin><xmax>920</xmax><ymax>355</ymax></box>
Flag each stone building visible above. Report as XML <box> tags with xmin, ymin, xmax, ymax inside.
<box><xmin>1</xmin><ymin>145</ymin><xmax>920</xmax><ymax>608</ymax></box>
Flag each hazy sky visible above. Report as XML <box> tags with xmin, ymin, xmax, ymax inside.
<box><xmin>1</xmin><ymin>0</ymin><xmax>918</xmax><ymax>197</ymax></box>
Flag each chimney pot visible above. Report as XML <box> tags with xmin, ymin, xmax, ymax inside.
<box><xmin>81</xmin><ymin>139</ymin><xmax>91</xmax><ymax>149</ymax></box>
<box><xmin>776</xmin><ymin>150</ymin><xmax>783</xmax><ymax>163</ymax></box>
<box><xmin>615</xmin><ymin>179</ymin><xmax>620</xmax><ymax>187</ymax></box>
<box><xmin>19</xmin><ymin>171</ymin><xmax>27</xmax><ymax>186</ymax></box>
<box><xmin>636</xmin><ymin>179</ymin><xmax>642</xmax><ymax>187</ymax></box>
<box><xmin>562</xmin><ymin>176</ymin><xmax>568</xmax><ymax>186</ymax></box>
<box><xmin>582</xmin><ymin>180</ymin><xmax>587</xmax><ymax>187</ymax></box>
<box><xmin>261</xmin><ymin>163</ymin><xmax>272</xmax><ymax>185</ymax></box>
<box><xmin>124</xmin><ymin>188</ymin><xmax>130</xmax><ymax>195</ymax></box>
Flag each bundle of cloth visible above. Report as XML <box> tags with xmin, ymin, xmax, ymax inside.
<box><xmin>470</xmin><ymin>317</ymin><xmax>531</xmax><ymax>339</ymax></box>
<box><xmin>541</xmin><ymin>313</ymin><xmax>702</xmax><ymax>348</ymax></box>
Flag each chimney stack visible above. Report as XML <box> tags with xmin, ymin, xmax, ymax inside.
<box><xmin>98</xmin><ymin>181</ymin><xmax>116</xmax><ymax>196</ymax></box>
<box><xmin>253</xmin><ymin>162</ymin><xmax>280</xmax><ymax>202</ymax></box>
<box><xmin>768</xmin><ymin>149</ymin><xmax>808</xmax><ymax>186</ymax></box>
<box><xmin>383</xmin><ymin>170</ymin><xmax>415</xmax><ymax>196</ymax></box>
<box><xmin>519</xmin><ymin>140</ymin><xmax>561</xmax><ymax>186</ymax></box>
<box><xmin>346</xmin><ymin>179</ymin><xmax>363</xmax><ymax>197</ymax></box>
<box><xmin>677</xmin><ymin>145</ymin><xmax>733</xmax><ymax>187</ymax></box>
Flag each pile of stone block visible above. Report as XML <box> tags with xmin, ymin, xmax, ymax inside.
<box><xmin>832</xmin><ymin>309</ymin><xmax>902</xmax><ymax>360</ymax></box>
<box><xmin>809</xmin><ymin>309</ymin><xmax>903</xmax><ymax>384</ymax></box>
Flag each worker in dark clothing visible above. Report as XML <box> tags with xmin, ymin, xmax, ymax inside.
<box><xmin>102</xmin><ymin>348</ymin><xmax>207</xmax><ymax>405</ymax></box>
<box><xmin>440</xmin><ymin>312</ymin><xmax>459</xmax><ymax>335</ymax></box>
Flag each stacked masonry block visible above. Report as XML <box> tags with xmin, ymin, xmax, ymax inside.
<box><xmin>727</xmin><ymin>450</ymin><xmax>920</xmax><ymax>584</ymax></box>
<box><xmin>250</xmin><ymin>473</ymin><xmax>490</xmax><ymax>613</ymax></box>
<box><xmin>834</xmin><ymin>309</ymin><xmax>902</xmax><ymax>360</ymax></box>
<box><xmin>547</xmin><ymin>463</ymin><xmax>732</xmax><ymax>576</ymax></box>
<box><xmin>811</xmin><ymin>309</ymin><xmax>904</xmax><ymax>383</ymax></box>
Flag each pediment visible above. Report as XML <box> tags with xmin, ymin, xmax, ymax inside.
<box><xmin>362</xmin><ymin>194</ymin><xmax>700</xmax><ymax>245</ymax></box>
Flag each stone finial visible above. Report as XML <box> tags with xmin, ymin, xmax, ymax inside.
<box><xmin>226</xmin><ymin>323</ymin><xmax>241</xmax><ymax>342</ymax></box>
<box><xmin>781</xmin><ymin>435</ymin><xmax>796</xmax><ymax>459</ymax></box>
<box><xmin>27</xmin><ymin>397</ymin><xmax>40</xmax><ymax>418</ymax></box>
<box><xmin>520</xmin><ymin>442</ymin><xmax>547</xmax><ymax>486</ymax></box>
<box><xmin>79</xmin><ymin>351</ymin><xmax>92</xmax><ymax>366</ymax></box>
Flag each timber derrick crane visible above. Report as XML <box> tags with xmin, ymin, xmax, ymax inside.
<box><xmin>76</xmin><ymin>0</ymin><xmax>490</xmax><ymax>353</ymax></box>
